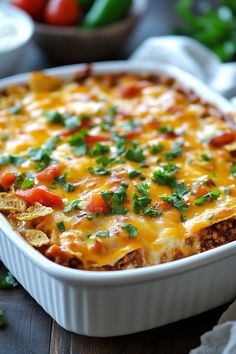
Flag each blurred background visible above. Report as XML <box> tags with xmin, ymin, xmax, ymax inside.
<box><xmin>0</xmin><ymin>0</ymin><xmax>236</xmax><ymax>77</ymax></box>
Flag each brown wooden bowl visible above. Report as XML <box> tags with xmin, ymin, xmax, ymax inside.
<box><xmin>33</xmin><ymin>0</ymin><xmax>148</xmax><ymax>64</ymax></box>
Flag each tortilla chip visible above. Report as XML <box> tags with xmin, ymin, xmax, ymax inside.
<box><xmin>0</xmin><ymin>193</ymin><xmax>27</xmax><ymax>212</ymax></box>
<box><xmin>29</xmin><ymin>72</ymin><xmax>62</xmax><ymax>92</ymax></box>
<box><xmin>17</xmin><ymin>202</ymin><xmax>53</xmax><ymax>221</ymax></box>
<box><xmin>24</xmin><ymin>229</ymin><xmax>50</xmax><ymax>247</ymax></box>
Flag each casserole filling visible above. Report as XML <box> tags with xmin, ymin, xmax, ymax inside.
<box><xmin>0</xmin><ymin>68</ymin><xmax>236</xmax><ymax>270</ymax></box>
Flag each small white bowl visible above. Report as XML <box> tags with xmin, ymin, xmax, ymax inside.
<box><xmin>0</xmin><ymin>3</ymin><xmax>34</xmax><ymax>78</ymax></box>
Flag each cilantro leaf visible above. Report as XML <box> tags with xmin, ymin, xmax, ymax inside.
<box><xmin>96</xmin><ymin>230</ymin><xmax>110</xmax><ymax>237</ymax></box>
<box><xmin>57</xmin><ymin>221</ymin><xmax>66</xmax><ymax>233</ymax></box>
<box><xmin>124</xmin><ymin>142</ymin><xmax>145</xmax><ymax>162</ymax></box>
<box><xmin>129</xmin><ymin>170</ymin><xmax>142</xmax><ymax>179</ymax></box>
<box><xmin>160</xmin><ymin>193</ymin><xmax>189</xmax><ymax>212</ymax></box>
<box><xmin>201</xmin><ymin>153</ymin><xmax>212</xmax><ymax>161</ymax></box>
<box><xmin>164</xmin><ymin>143</ymin><xmax>182</xmax><ymax>161</ymax></box>
<box><xmin>132</xmin><ymin>193</ymin><xmax>151</xmax><ymax>214</ymax></box>
<box><xmin>0</xmin><ymin>155</ymin><xmax>25</xmax><ymax>167</ymax></box>
<box><xmin>143</xmin><ymin>206</ymin><xmax>162</xmax><ymax>217</ymax></box>
<box><xmin>152</xmin><ymin>163</ymin><xmax>179</xmax><ymax>188</ymax></box>
<box><xmin>21</xmin><ymin>177</ymin><xmax>34</xmax><ymax>189</ymax></box>
<box><xmin>121</xmin><ymin>223</ymin><xmax>138</xmax><ymax>238</ymax></box>
<box><xmin>194</xmin><ymin>190</ymin><xmax>220</xmax><ymax>206</ymax></box>
<box><xmin>64</xmin><ymin>199</ymin><xmax>81</xmax><ymax>213</ymax></box>
<box><xmin>88</xmin><ymin>167</ymin><xmax>111</xmax><ymax>175</ymax></box>
<box><xmin>47</xmin><ymin>111</ymin><xmax>64</xmax><ymax>124</ymax></box>
<box><xmin>151</xmin><ymin>144</ymin><xmax>164</xmax><ymax>154</ymax></box>
<box><xmin>89</xmin><ymin>143</ymin><xmax>110</xmax><ymax>157</ymax></box>
<box><xmin>230</xmin><ymin>163</ymin><xmax>236</xmax><ymax>176</ymax></box>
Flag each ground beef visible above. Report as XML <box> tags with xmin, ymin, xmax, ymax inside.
<box><xmin>199</xmin><ymin>218</ymin><xmax>236</xmax><ymax>252</ymax></box>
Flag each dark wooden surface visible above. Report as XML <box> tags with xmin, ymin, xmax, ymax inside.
<box><xmin>0</xmin><ymin>1</ymin><xmax>231</xmax><ymax>353</ymax></box>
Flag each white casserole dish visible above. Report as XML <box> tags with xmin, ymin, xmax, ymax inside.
<box><xmin>0</xmin><ymin>61</ymin><xmax>236</xmax><ymax>337</ymax></box>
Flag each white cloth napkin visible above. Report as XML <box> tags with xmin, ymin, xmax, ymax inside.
<box><xmin>130</xmin><ymin>35</ymin><xmax>236</xmax><ymax>354</ymax></box>
<box><xmin>131</xmin><ymin>35</ymin><xmax>236</xmax><ymax>100</ymax></box>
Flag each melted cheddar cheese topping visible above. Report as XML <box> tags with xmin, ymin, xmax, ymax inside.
<box><xmin>0</xmin><ymin>70</ymin><xmax>236</xmax><ymax>270</ymax></box>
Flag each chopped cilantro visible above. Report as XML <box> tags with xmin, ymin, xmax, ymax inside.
<box><xmin>96</xmin><ymin>230</ymin><xmax>110</xmax><ymax>237</ymax></box>
<box><xmin>124</xmin><ymin>142</ymin><xmax>145</xmax><ymax>162</ymax></box>
<box><xmin>181</xmin><ymin>214</ymin><xmax>187</xmax><ymax>222</ymax></box>
<box><xmin>64</xmin><ymin>115</ymin><xmax>81</xmax><ymax>130</ymax></box>
<box><xmin>121</xmin><ymin>223</ymin><xmax>138</xmax><ymax>238</ymax></box>
<box><xmin>101</xmin><ymin>192</ymin><xmax>111</xmax><ymax>201</ymax></box>
<box><xmin>64</xmin><ymin>199</ymin><xmax>81</xmax><ymax>213</ymax></box>
<box><xmin>230</xmin><ymin>163</ymin><xmax>236</xmax><ymax>176</ymax></box>
<box><xmin>0</xmin><ymin>272</ymin><xmax>18</xmax><ymax>288</ymax></box>
<box><xmin>123</xmin><ymin>120</ymin><xmax>140</xmax><ymax>132</ymax></box>
<box><xmin>68</xmin><ymin>134</ymin><xmax>87</xmax><ymax>156</ymax></box>
<box><xmin>201</xmin><ymin>153</ymin><xmax>212</xmax><ymax>161</ymax></box>
<box><xmin>160</xmin><ymin>193</ymin><xmax>189</xmax><ymax>212</ymax></box>
<box><xmin>224</xmin><ymin>188</ymin><xmax>231</xmax><ymax>195</ymax></box>
<box><xmin>9</xmin><ymin>103</ymin><xmax>22</xmax><ymax>115</ymax></box>
<box><xmin>152</xmin><ymin>163</ymin><xmax>179</xmax><ymax>188</ymax></box>
<box><xmin>65</xmin><ymin>183</ymin><xmax>75</xmax><ymax>192</ymax></box>
<box><xmin>143</xmin><ymin>206</ymin><xmax>162</xmax><ymax>217</ymax></box>
<box><xmin>151</xmin><ymin>144</ymin><xmax>164</xmax><ymax>154</ymax></box>
<box><xmin>133</xmin><ymin>193</ymin><xmax>151</xmax><ymax>214</ymax></box>
<box><xmin>0</xmin><ymin>155</ymin><xmax>25</xmax><ymax>167</ymax></box>
<box><xmin>89</xmin><ymin>143</ymin><xmax>110</xmax><ymax>157</ymax></box>
<box><xmin>164</xmin><ymin>143</ymin><xmax>182</xmax><ymax>161</ymax></box>
<box><xmin>194</xmin><ymin>190</ymin><xmax>220</xmax><ymax>206</ymax></box>
<box><xmin>56</xmin><ymin>174</ymin><xmax>74</xmax><ymax>192</ymax></box>
<box><xmin>29</xmin><ymin>136</ymin><xmax>60</xmax><ymax>171</ymax></box>
<box><xmin>110</xmin><ymin>183</ymin><xmax>128</xmax><ymax>215</ymax></box>
<box><xmin>88</xmin><ymin>167</ymin><xmax>111</xmax><ymax>175</ymax></box>
<box><xmin>129</xmin><ymin>170</ymin><xmax>142</xmax><ymax>179</ymax></box>
<box><xmin>21</xmin><ymin>177</ymin><xmax>34</xmax><ymax>189</ymax></box>
<box><xmin>159</xmin><ymin>126</ymin><xmax>174</xmax><ymax>133</ymax></box>
<box><xmin>137</xmin><ymin>182</ymin><xmax>149</xmax><ymax>196</ymax></box>
<box><xmin>57</xmin><ymin>221</ymin><xmax>66</xmax><ymax>233</ymax></box>
<box><xmin>47</xmin><ymin>111</ymin><xmax>64</xmax><ymax>124</ymax></box>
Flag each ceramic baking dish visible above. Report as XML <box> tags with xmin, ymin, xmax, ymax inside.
<box><xmin>0</xmin><ymin>61</ymin><xmax>236</xmax><ymax>337</ymax></box>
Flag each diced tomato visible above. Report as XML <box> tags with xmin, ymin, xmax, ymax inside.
<box><xmin>59</xmin><ymin>118</ymin><xmax>89</xmax><ymax>137</ymax></box>
<box><xmin>0</xmin><ymin>172</ymin><xmax>17</xmax><ymax>188</ymax></box>
<box><xmin>15</xmin><ymin>187</ymin><xmax>63</xmax><ymax>208</ymax></box>
<box><xmin>37</xmin><ymin>165</ymin><xmax>61</xmax><ymax>184</ymax></box>
<box><xmin>120</xmin><ymin>84</ymin><xmax>142</xmax><ymax>99</ymax></box>
<box><xmin>124</xmin><ymin>130</ymin><xmax>141</xmax><ymax>140</ymax></box>
<box><xmin>86</xmin><ymin>193</ymin><xmax>110</xmax><ymax>214</ymax></box>
<box><xmin>84</xmin><ymin>134</ymin><xmax>111</xmax><ymax>143</ymax></box>
<box><xmin>195</xmin><ymin>185</ymin><xmax>209</xmax><ymax>198</ymax></box>
<box><xmin>210</xmin><ymin>132</ymin><xmax>235</xmax><ymax>147</ymax></box>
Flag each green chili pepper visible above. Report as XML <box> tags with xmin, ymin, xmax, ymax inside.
<box><xmin>81</xmin><ymin>0</ymin><xmax>133</xmax><ymax>28</ymax></box>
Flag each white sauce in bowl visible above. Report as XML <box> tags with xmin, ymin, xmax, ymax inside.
<box><xmin>0</xmin><ymin>4</ymin><xmax>34</xmax><ymax>53</ymax></box>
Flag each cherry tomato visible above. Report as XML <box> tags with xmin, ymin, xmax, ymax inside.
<box><xmin>11</xmin><ymin>0</ymin><xmax>46</xmax><ymax>20</ymax></box>
<box><xmin>15</xmin><ymin>187</ymin><xmax>63</xmax><ymax>208</ymax></box>
<box><xmin>44</xmin><ymin>0</ymin><xmax>80</xmax><ymax>26</ymax></box>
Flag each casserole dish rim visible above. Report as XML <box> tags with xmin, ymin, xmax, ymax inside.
<box><xmin>0</xmin><ymin>60</ymin><xmax>235</xmax><ymax>286</ymax></box>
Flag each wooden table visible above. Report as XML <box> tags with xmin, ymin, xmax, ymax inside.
<box><xmin>0</xmin><ymin>1</ymin><xmax>231</xmax><ymax>353</ymax></box>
